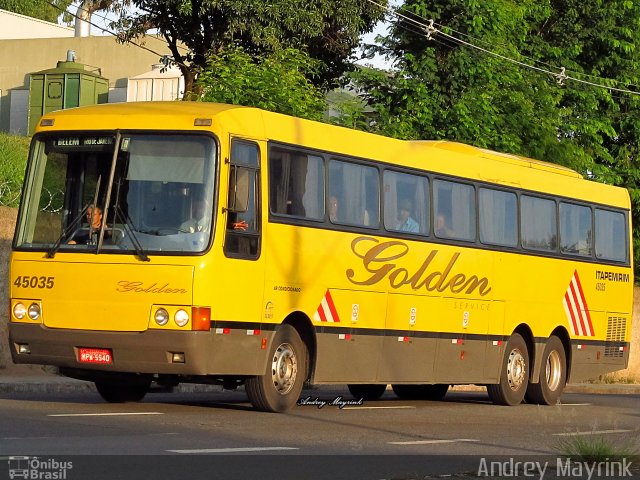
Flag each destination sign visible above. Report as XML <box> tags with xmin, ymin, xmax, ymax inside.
<box><xmin>55</xmin><ymin>137</ymin><xmax>114</xmax><ymax>147</ymax></box>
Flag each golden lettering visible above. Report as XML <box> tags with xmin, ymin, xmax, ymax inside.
<box><xmin>116</xmin><ymin>280</ymin><xmax>188</xmax><ymax>294</ymax></box>
<box><xmin>448</xmin><ymin>273</ymin><xmax>467</xmax><ymax>293</ymax></box>
<box><xmin>346</xmin><ymin>237</ymin><xmax>492</xmax><ymax>296</ymax></box>
<box><xmin>346</xmin><ymin>237</ymin><xmax>408</xmax><ymax>286</ymax></box>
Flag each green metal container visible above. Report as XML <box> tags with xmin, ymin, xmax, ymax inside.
<box><xmin>28</xmin><ymin>59</ymin><xmax>108</xmax><ymax>135</ymax></box>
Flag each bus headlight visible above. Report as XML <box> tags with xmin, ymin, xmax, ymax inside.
<box><xmin>28</xmin><ymin>303</ymin><xmax>41</xmax><ymax>320</ymax></box>
<box><xmin>174</xmin><ymin>309</ymin><xmax>189</xmax><ymax>327</ymax></box>
<box><xmin>154</xmin><ymin>308</ymin><xmax>169</xmax><ymax>326</ymax></box>
<box><xmin>13</xmin><ymin>303</ymin><xmax>27</xmax><ymax>320</ymax></box>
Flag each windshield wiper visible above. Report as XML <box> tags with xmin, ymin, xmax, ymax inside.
<box><xmin>46</xmin><ymin>175</ymin><xmax>102</xmax><ymax>258</ymax></box>
<box><xmin>113</xmin><ymin>204</ymin><xmax>150</xmax><ymax>262</ymax></box>
<box><xmin>46</xmin><ymin>204</ymin><xmax>90</xmax><ymax>258</ymax></box>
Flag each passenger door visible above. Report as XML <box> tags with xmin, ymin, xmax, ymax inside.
<box><xmin>218</xmin><ymin>138</ymin><xmax>264</xmax><ymax>326</ymax></box>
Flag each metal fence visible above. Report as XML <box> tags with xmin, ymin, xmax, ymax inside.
<box><xmin>0</xmin><ymin>181</ymin><xmax>21</xmax><ymax>208</ymax></box>
<box><xmin>0</xmin><ymin>181</ymin><xmax>62</xmax><ymax>212</ymax></box>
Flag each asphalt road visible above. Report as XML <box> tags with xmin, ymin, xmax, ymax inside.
<box><xmin>0</xmin><ymin>386</ymin><xmax>638</xmax><ymax>479</ymax></box>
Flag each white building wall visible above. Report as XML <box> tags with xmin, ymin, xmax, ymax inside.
<box><xmin>127</xmin><ymin>65</ymin><xmax>184</xmax><ymax>102</ymax></box>
<box><xmin>0</xmin><ymin>9</ymin><xmax>74</xmax><ymax>40</ymax></box>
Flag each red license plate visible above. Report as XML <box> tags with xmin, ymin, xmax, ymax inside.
<box><xmin>78</xmin><ymin>347</ymin><xmax>113</xmax><ymax>364</ymax></box>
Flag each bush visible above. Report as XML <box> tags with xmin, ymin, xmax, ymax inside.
<box><xmin>0</xmin><ymin>133</ymin><xmax>29</xmax><ymax>207</ymax></box>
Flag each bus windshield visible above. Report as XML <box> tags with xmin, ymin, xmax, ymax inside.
<box><xmin>15</xmin><ymin>132</ymin><xmax>217</xmax><ymax>254</ymax></box>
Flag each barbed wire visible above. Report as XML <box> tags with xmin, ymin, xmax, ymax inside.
<box><xmin>0</xmin><ymin>182</ymin><xmax>62</xmax><ymax>212</ymax></box>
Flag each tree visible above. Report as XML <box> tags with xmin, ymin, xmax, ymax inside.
<box><xmin>0</xmin><ymin>0</ymin><xmax>73</xmax><ymax>23</ymax></box>
<box><xmin>108</xmin><ymin>0</ymin><xmax>387</xmax><ymax>96</ymax></box>
<box><xmin>349</xmin><ymin>0</ymin><xmax>640</xmax><ymax>274</ymax></box>
<box><xmin>524</xmin><ymin>0</ymin><xmax>640</xmax><ymax>271</ymax></box>
<box><xmin>196</xmin><ymin>46</ymin><xmax>327</xmax><ymax>121</ymax></box>
<box><xmin>351</xmin><ymin>0</ymin><xmax>563</xmax><ymax>155</ymax></box>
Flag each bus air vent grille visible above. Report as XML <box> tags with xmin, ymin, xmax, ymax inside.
<box><xmin>605</xmin><ymin>316</ymin><xmax>627</xmax><ymax>358</ymax></box>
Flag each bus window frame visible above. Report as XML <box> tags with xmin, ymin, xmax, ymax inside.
<box><xmin>13</xmin><ymin>129</ymin><xmax>220</xmax><ymax>257</ymax></box>
<box><xmin>263</xmin><ymin>142</ymin><xmax>632</xmax><ymax>269</ymax></box>
<box><xmin>223</xmin><ymin>138</ymin><xmax>262</xmax><ymax>260</ymax></box>
<box><xmin>267</xmin><ymin>143</ymin><xmax>326</xmax><ymax>223</ymax></box>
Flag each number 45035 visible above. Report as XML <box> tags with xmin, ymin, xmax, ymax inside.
<box><xmin>13</xmin><ymin>276</ymin><xmax>55</xmax><ymax>289</ymax></box>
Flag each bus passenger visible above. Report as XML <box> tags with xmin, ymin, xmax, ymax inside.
<box><xmin>397</xmin><ymin>200</ymin><xmax>419</xmax><ymax>232</ymax></box>
<box><xmin>329</xmin><ymin>196</ymin><xmax>339</xmax><ymax>223</ymax></box>
<box><xmin>435</xmin><ymin>214</ymin><xmax>454</xmax><ymax>237</ymax></box>
<box><xmin>180</xmin><ymin>199</ymin><xmax>209</xmax><ymax>233</ymax></box>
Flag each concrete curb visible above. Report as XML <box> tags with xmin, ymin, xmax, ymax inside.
<box><xmin>0</xmin><ymin>376</ymin><xmax>639</xmax><ymax>396</ymax></box>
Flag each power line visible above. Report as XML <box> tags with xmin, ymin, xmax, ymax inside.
<box><xmin>365</xmin><ymin>0</ymin><xmax>640</xmax><ymax>96</ymax></box>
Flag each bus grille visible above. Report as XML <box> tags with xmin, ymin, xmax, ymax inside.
<box><xmin>605</xmin><ymin>316</ymin><xmax>627</xmax><ymax>358</ymax></box>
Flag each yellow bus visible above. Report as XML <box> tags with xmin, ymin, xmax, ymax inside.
<box><xmin>9</xmin><ymin>102</ymin><xmax>633</xmax><ymax>412</ymax></box>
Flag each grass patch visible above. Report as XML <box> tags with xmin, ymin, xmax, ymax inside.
<box><xmin>587</xmin><ymin>373</ymin><xmax>637</xmax><ymax>384</ymax></box>
<box><xmin>0</xmin><ymin>133</ymin><xmax>30</xmax><ymax>207</ymax></box>
<box><xmin>556</xmin><ymin>434</ymin><xmax>639</xmax><ymax>463</ymax></box>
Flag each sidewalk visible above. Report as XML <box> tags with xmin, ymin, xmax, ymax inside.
<box><xmin>1</xmin><ymin>373</ymin><xmax>639</xmax><ymax>396</ymax></box>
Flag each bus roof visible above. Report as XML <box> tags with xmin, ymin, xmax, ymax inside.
<box><xmin>416</xmin><ymin>140</ymin><xmax>583</xmax><ymax>178</ymax></box>
<box><xmin>37</xmin><ymin>101</ymin><xmax>629</xmax><ymax>209</ymax></box>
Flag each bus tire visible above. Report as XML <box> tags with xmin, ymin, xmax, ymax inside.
<box><xmin>392</xmin><ymin>384</ymin><xmax>449</xmax><ymax>400</ymax></box>
<box><xmin>245</xmin><ymin>324</ymin><xmax>307</xmax><ymax>413</ymax></box>
<box><xmin>347</xmin><ymin>384</ymin><xmax>387</xmax><ymax>400</ymax></box>
<box><xmin>95</xmin><ymin>377</ymin><xmax>151</xmax><ymax>403</ymax></box>
<box><xmin>487</xmin><ymin>333</ymin><xmax>529</xmax><ymax>406</ymax></box>
<box><xmin>525</xmin><ymin>336</ymin><xmax>566</xmax><ymax>405</ymax></box>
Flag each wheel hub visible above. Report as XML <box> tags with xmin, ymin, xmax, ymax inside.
<box><xmin>546</xmin><ymin>350</ymin><xmax>562</xmax><ymax>391</ymax></box>
<box><xmin>506</xmin><ymin>348</ymin><xmax>526</xmax><ymax>391</ymax></box>
<box><xmin>271</xmin><ymin>343</ymin><xmax>297</xmax><ymax>395</ymax></box>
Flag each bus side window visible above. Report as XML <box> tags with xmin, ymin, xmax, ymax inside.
<box><xmin>595</xmin><ymin>208</ymin><xmax>627</xmax><ymax>262</ymax></box>
<box><xmin>433</xmin><ymin>179</ymin><xmax>475</xmax><ymax>241</ymax></box>
<box><xmin>328</xmin><ymin>159</ymin><xmax>379</xmax><ymax>228</ymax></box>
<box><xmin>560</xmin><ymin>202</ymin><xmax>592</xmax><ymax>256</ymax></box>
<box><xmin>479</xmin><ymin>188</ymin><xmax>517</xmax><ymax>247</ymax></box>
<box><xmin>383</xmin><ymin>170</ymin><xmax>429</xmax><ymax>235</ymax></box>
<box><xmin>224</xmin><ymin>141</ymin><xmax>261</xmax><ymax>259</ymax></box>
<box><xmin>269</xmin><ymin>147</ymin><xmax>324</xmax><ymax>220</ymax></box>
<box><xmin>521</xmin><ymin>195</ymin><xmax>557</xmax><ymax>251</ymax></box>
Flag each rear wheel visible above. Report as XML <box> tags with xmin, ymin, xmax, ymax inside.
<box><xmin>525</xmin><ymin>336</ymin><xmax>567</xmax><ymax>405</ymax></box>
<box><xmin>245</xmin><ymin>324</ymin><xmax>307</xmax><ymax>412</ymax></box>
<box><xmin>347</xmin><ymin>384</ymin><xmax>387</xmax><ymax>400</ymax></box>
<box><xmin>95</xmin><ymin>375</ymin><xmax>151</xmax><ymax>403</ymax></box>
<box><xmin>487</xmin><ymin>333</ymin><xmax>529</xmax><ymax>406</ymax></box>
<box><xmin>392</xmin><ymin>384</ymin><xmax>449</xmax><ymax>401</ymax></box>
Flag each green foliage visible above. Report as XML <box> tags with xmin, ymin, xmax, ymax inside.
<box><xmin>350</xmin><ymin>0</ymin><xmax>640</xmax><ymax>277</ymax></box>
<box><xmin>196</xmin><ymin>47</ymin><xmax>327</xmax><ymax>121</ymax></box>
<box><xmin>0</xmin><ymin>0</ymin><xmax>73</xmax><ymax>23</ymax></box>
<box><xmin>327</xmin><ymin>90</ymin><xmax>372</xmax><ymax>130</ymax></box>
<box><xmin>109</xmin><ymin>0</ymin><xmax>387</xmax><ymax>95</ymax></box>
<box><xmin>0</xmin><ymin>133</ymin><xmax>29</xmax><ymax>207</ymax></box>
<box><xmin>556</xmin><ymin>434</ymin><xmax>639</xmax><ymax>463</ymax></box>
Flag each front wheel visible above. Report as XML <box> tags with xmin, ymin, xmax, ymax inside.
<box><xmin>525</xmin><ymin>336</ymin><xmax>567</xmax><ymax>405</ymax></box>
<box><xmin>246</xmin><ymin>324</ymin><xmax>307</xmax><ymax>412</ymax></box>
<box><xmin>487</xmin><ymin>333</ymin><xmax>529</xmax><ymax>406</ymax></box>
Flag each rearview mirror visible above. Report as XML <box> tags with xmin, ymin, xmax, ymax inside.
<box><xmin>228</xmin><ymin>166</ymin><xmax>249</xmax><ymax>213</ymax></box>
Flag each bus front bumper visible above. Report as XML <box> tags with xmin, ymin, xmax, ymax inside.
<box><xmin>8</xmin><ymin>322</ymin><xmax>213</xmax><ymax>376</ymax></box>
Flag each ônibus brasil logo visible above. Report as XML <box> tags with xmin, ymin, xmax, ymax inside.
<box><xmin>7</xmin><ymin>457</ymin><xmax>73</xmax><ymax>479</ymax></box>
